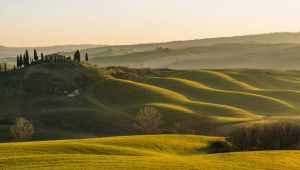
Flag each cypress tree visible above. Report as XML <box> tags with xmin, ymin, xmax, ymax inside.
<box><xmin>18</xmin><ymin>55</ymin><xmax>21</xmax><ymax>68</ymax></box>
<box><xmin>25</xmin><ymin>50</ymin><xmax>29</xmax><ymax>59</ymax></box>
<box><xmin>41</xmin><ymin>53</ymin><xmax>44</xmax><ymax>61</ymax></box>
<box><xmin>16</xmin><ymin>55</ymin><xmax>19</xmax><ymax>68</ymax></box>
<box><xmin>85</xmin><ymin>53</ymin><xmax>89</xmax><ymax>61</ymax></box>
<box><xmin>23</xmin><ymin>54</ymin><xmax>26</xmax><ymax>67</ymax></box>
<box><xmin>4</xmin><ymin>63</ymin><xmax>7</xmax><ymax>71</ymax></box>
<box><xmin>25</xmin><ymin>50</ymin><xmax>30</xmax><ymax>66</ymax></box>
<box><xmin>34</xmin><ymin>49</ymin><xmax>38</xmax><ymax>61</ymax></box>
<box><xmin>20</xmin><ymin>55</ymin><xmax>23</xmax><ymax>67</ymax></box>
<box><xmin>74</xmin><ymin>50</ymin><xmax>81</xmax><ymax>62</ymax></box>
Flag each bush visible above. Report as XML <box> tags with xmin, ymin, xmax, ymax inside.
<box><xmin>10</xmin><ymin>117</ymin><xmax>34</xmax><ymax>140</ymax></box>
<box><xmin>173</xmin><ymin>114</ymin><xmax>217</xmax><ymax>135</ymax></box>
<box><xmin>133</xmin><ymin>106</ymin><xmax>163</xmax><ymax>134</ymax></box>
<box><xmin>210</xmin><ymin>141</ymin><xmax>236</xmax><ymax>153</ymax></box>
<box><xmin>228</xmin><ymin>121</ymin><xmax>300</xmax><ymax>150</ymax></box>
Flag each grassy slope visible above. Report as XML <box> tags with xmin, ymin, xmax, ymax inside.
<box><xmin>87</xmin><ymin>68</ymin><xmax>300</xmax><ymax>125</ymax></box>
<box><xmin>1</xmin><ymin>135</ymin><xmax>300</xmax><ymax>170</ymax></box>
<box><xmin>0</xmin><ymin>63</ymin><xmax>135</xmax><ymax>140</ymax></box>
<box><xmin>87</xmin><ymin>78</ymin><xmax>256</xmax><ymax>125</ymax></box>
<box><xmin>2</xmin><ymin>63</ymin><xmax>300</xmax><ymax>140</ymax></box>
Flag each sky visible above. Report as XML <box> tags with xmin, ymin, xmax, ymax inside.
<box><xmin>1</xmin><ymin>0</ymin><xmax>300</xmax><ymax>47</ymax></box>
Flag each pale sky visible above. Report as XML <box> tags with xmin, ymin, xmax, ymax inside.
<box><xmin>1</xmin><ymin>0</ymin><xmax>300</xmax><ymax>47</ymax></box>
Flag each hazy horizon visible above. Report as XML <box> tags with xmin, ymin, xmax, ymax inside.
<box><xmin>1</xmin><ymin>0</ymin><xmax>300</xmax><ymax>47</ymax></box>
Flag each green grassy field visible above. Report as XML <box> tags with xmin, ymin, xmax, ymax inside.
<box><xmin>1</xmin><ymin>134</ymin><xmax>300</xmax><ymax>170</ymax></box>
<box><xmin>87</xmin><ymin>68</ymin><xmax>300</xmax><ymax>122</ymax></box>
<box><xmin>2</xmin><ymin>63</ymin><xmax>300</xmax><ymax>140</ymax></box>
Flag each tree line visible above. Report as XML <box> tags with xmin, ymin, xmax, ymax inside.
<box><xmin>15</xmin><ymin>49</ymin><xmax>89</xmax><ymax>69</ymax></box>
<box><xmin>0</xmin><ymin>49</ymin><xmax>89</xmax><ymax>73</ymax></box>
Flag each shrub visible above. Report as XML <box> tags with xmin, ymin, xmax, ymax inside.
<box><xmin>133</xmin><ymin>106</ymin><xmax>163</xmax><ymax>134</ymax></box>
<box><xmin>210</xmin><ymin>141</ymin><xmax>236</xmax><ymax>153</ymax></box>
<box><xmin>173</xmin><ymin>114</ymin><xmax>217</xmax><ymax>135</ymax></box>
<box><xmin>10</xmin><ymin>117</ymin><xmax>34</xmax><ymax>140</ymax></box>
<box><xmin>228</xmin><ymin>121</ymin><xmax>300</xmax><ymax>150</ymax></box>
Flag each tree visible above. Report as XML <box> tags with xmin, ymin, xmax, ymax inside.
<box><xmin>20</xmin><ymin>55</ymin><xmax>23</xmax><ymax>67</ymax></box>
<box><xmin>133</xmin><ymin>106</ymin><xmax>163</xmax><ymax>134</ymax></box>
<box><xmin>34</xmin><ymin>49</ymin><xmax>38</xmax><ymax>61</ymax></box>
<box><xmin>85</xmin><ymin>53</ymin><xmax>89</xmax><ymax>61</ymax></box>
<box><xmin>74</xmin><ymin>50</ymin><xmax>81</xmax><ymax>62</ymax></box>
<box><xmin>25</xmin><ymin>50</ymin><xmax>29</xmax><ymax>65</ymax></box>
<box><xmin>228</xmin><ymin>122</ymin><xmax>300</xmax><ymax>150</ymax></box>
<box><xmin>16</xmin><ymin>55</ymin><xmax>20</xmax><ymax>68</ymax></box>
<box><xmin>41</xmin><ymin>53</ymin><xmax>44</xmax><ymax>61</ymax></box>
<box><xmin>10</xmin><ymin>117</ymin><xmax>34</xmax><ymax>140</ymax></box>
<box><xmin>173</xmin><ymin>114</ymin><xmax>217</xmax><ymax>135</ymax></box>
<box><xmin>4</xmin><ymin>63</ymin><xmax>7</xmax><ymax>71</ymax></box>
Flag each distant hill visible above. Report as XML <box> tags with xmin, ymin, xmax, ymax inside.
<box><xmin>91</xmin><ymin>43</ymin><xmax>300</xmax><ymax>69</ymax></box>
<box><xmin>3</xmin><ymin>32</ymin><xmax>300</xmax><ymax>69</ymax></box>
<box><xmin>75</xmin><ymin>32</ymin><xmax>300</xmax><ymax>59</ymax></box>
<box><xmin>0</xmin><ymin>44</ymin><xmax>102</xmax><ymax>58</ymax></box>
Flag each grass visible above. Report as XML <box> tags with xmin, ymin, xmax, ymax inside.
<box><xmin>2</xmin><ymin>63</ymin><xmax>300</xmax><ymax>139</ymax></box>
<box><xmin>86</xmin><ymin>68</ymin><xmax>300</xmax><ymax>123</ymax></box>
<box><xmin>87</xmin><ymin>77</ymin><xmax>257</xmax><ymax>123</ymax></box>
<box><xmin>144</xmin><ymin>77</ymin><xmax>293</xmax><ymax>116</ymax></box>
<box><xmin>0</xmin><ymin>135</ymin><xmax>300</xmax><ymax>169</ymax></box>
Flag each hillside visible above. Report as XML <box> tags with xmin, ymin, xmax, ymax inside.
<box><xmin>2</xmin><ymin>63</ymin><xmax>300</xmax><ymax>141</ymax></box>
<box><xmin>90</xmin><ymin>43</ymin><xmax>300</xmax><ymax>69</ymax></box>
<box><xmin>1</xmin><ymin>134</ymin><xmax>300</xmax><ymax>169</ymax></box>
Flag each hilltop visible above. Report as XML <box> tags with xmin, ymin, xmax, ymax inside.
<box><xmin>1</xmin><ymin>62</ymin><xmax>300</xmax><ymax>141</ymax></box>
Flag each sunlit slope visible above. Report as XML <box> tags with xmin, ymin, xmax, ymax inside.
<box><xmin>144</xmin><ymin>77</ymin><xmax>293</xmax><ymax>116</ymax></box>
<box><xmin>173</xmin><ymin>70</ymin><xmax>260</xmax><ymax>91</ymax></box>
<box><xmin>87</xmin><ymin>78</ymin><xmax>256</xmax><ymax>123</ymax></box>
<box><xmin>1</xmin><ymin>135</ymin><xmax>300</xmax><ymax>170</ymax></box>
<box><xmin>224</xmin><ymin>69</ymin><xmax>300</xmax><ymax>90</ymax></box>
<box><xmin>87</xmin><ymin>69</ymin><xmax>300</xmax><ymax>122</ymax></box>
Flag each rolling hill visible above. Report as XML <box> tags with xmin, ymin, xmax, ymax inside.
<box><xmin>2</xmin><ymin>63</ymin><xmax>300</xmax><ymax>141</ymax></box>
<box><xmin>90</xmin><ymin>43</ymin><xmax>300</xmax><ymax>69</ymax></box>
<box><xmin>1</xmin><ymin>134</ymin><xmax>300</xmax><ymax>169</ymax></box>
<box><xmin>75</xmin><ymin>32</ymin><xmax>300</xmax><ymax>58</ymax></box>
